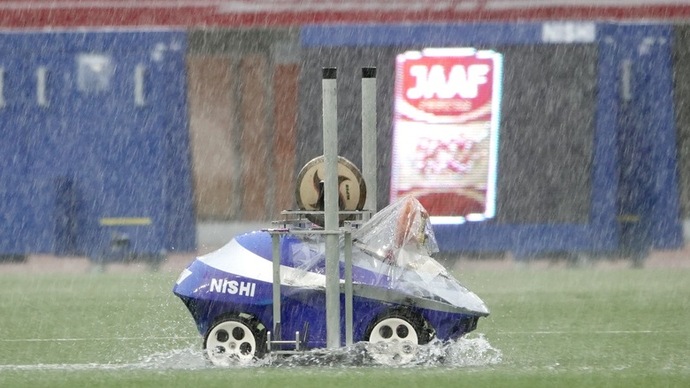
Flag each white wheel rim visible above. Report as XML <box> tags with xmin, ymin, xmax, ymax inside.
<box><xmin>206</xmin><ymin>320</ymin><xmax>257</xmax><ymax>366</ymax></box>
<box><xmin>368</xmin><ymin>317</ymin><xmax>419</xmax><ymax>365</ymax></box>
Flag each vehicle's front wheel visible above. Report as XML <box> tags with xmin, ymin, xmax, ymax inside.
<box><xmin>365</xmin><ymin>311</ymin><xmax>430</xmax><ymax>365</ymax></box>
<box><xmin>204</xmin><ymin>314</ymin><xmax>267</xmax><ymax>366</ymax></box>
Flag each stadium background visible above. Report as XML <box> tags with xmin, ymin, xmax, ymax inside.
<box><xmin>2</xmin><ymin>0</ymin><xmax>690</xmax><ymax>260</ymax></box>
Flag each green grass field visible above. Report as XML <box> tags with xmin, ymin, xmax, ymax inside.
<box><xmin>0</xmin><ymin>262</ymin><xmax>689</xmax><ymax>387</ymax></box>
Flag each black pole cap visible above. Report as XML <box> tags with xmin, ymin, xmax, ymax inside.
<box><xmin>362</xmin><ymin>67</ymin><xmax>377</xmax><ymax>78</ymax></box>
<box><xmin>323</xmin><ymin>67</ymin><xmax>337</xmax><ymax>79</ymax></box>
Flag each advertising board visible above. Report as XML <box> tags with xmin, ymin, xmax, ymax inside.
<box><xmin>391</xmin><ymin>48</ymin><xmax>503</xmax><ymax>223</ymax></box>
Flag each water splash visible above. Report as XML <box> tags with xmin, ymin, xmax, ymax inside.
<box><xmin>434</xmin><ymin>333</ymin><xmax>503</xmax><ymax>367</ymax></box>
<box><xmin>0</xmin><ymin>335</ymin><xmax>500</xmax><ymax>371</ymax></box>
<box><xmin>262</xmin><ymin>334</ymin><xmax>501</xmax><ymax>368</ymax></box>
<box><xmin>132</xmin><ymin>334</ymin><xmax>502</xmax><ymax>369</ymax></box>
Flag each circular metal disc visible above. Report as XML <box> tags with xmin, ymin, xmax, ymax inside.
<box><xmin>295</xmin><ymin>155</ymin><xmax>367</xmax><ymax>226</ymax></box>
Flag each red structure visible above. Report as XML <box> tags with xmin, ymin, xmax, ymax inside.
<box><xmin>1</xmin><ymin>0</ymin><xmax>690</xmax><ymax>28</ymax></box>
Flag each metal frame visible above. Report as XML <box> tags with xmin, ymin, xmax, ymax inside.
<box><xmin>265</xmin><ymin>66</ymin><xmax>378</xmax><ymax>351</ymax></box>
<box><xmin>266</xmin><ymin>224</ymin><xmax>355</xmax><ymax>352</ymax></box>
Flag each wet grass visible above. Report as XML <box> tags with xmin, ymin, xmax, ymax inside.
<box><xmin>1</xmin><ymin>264</ymin><xmax>689</xmax><ymax>387</ymax></box>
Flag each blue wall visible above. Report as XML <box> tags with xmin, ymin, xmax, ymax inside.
<box><xmin>0</xmin><ymin>31</ymin><xmax>196</xmax><ymax>257</ymax></box>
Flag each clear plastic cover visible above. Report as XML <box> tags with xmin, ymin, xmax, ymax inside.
<box><xmin>194</xmin><ymin>194</ymin><xmax>487</xmax><ymax>314</ymax></box>
<box><xmin>352</xmin><ymin>195</ymin><xmax>439</xmax><ymax>262</ymax></box>
<box><xmin>285</xmin><ymin>196</ymin><xmax>441</xmax><ymax>276</ymax></box>
<box><xmin>281</xmin><ymin>196</ymin><xmax>488</xmax><ymax>314</ymax></box>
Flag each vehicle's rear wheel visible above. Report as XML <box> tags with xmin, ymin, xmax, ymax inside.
<box><xmin>204</xmin><ymin>314</ymin><xmax>267</xmax><ymax>366</ymax></box>
<box><xmin>366</xmin><ymin>311</ymin><xmax>430</xmax><ymax>365</ymax></box>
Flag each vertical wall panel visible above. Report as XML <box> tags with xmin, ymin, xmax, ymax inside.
<box><xmin>272</xmin><ymin>64</ymin><xmax>299</xmax><ymax>214</ymax></box>
<box><xmin>239</xmin><ymin>54</ymin><xmax>270</xmax><ymax>220</ymax></box>
<box><xmin>673</xmin><ymin>25</ymin><xmax>690</xmax><ymax>220</ymax></box>
<box><xmin>187</xmin><ymin>56</ymin><xmax>238</xmax><ymax>220</ymax></box>
<box><xmin>187</xmin><ymin>28</ymin><xmax>298</xmax><ymax>222</ymax></box>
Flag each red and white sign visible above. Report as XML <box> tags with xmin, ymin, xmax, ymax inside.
<box><xmin>390</xmin><ymin>48</ymin><xmax>503</xmax><ymax>223</ymax></box>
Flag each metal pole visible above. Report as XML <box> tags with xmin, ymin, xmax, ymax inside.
<box><xmin>361</xmin><ymin>67</ymin><xmax>377</xmax><ymax>216</ymax></box>
<box><xmin>271</xmin><ymin>232</ymin><xmax>281</xmax><ymax>338</ymax></box>
<box><xmin>344</xmin><ymin>230</ymin><xmax>353</xmax><ymax>346</ymax></box>
<box><xmin>322</xmin><ymin>67</ymin><xmax>341</xmax><ymax>349</ymax></box>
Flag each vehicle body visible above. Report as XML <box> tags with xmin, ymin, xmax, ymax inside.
<box><xmin>173</xmin><ymin>196</ymin><xmax>489</xmax><ymax>365</ymax></box>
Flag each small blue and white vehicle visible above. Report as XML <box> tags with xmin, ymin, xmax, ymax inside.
<box><xmin>173</xmin><ymin>195</ymin><xmax>489</xmax><ymax>366</ymax></box>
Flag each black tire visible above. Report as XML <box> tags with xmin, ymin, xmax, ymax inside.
<box><xmin>203</xmin><ymin>313</ymin><xmax>267</xmax><ymax>365</ymax></box>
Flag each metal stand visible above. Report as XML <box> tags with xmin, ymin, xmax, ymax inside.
<box><xmin>264</xmin><ymin>65</ymin><xmax>377</xmax><ymax>353</ymax></box>
<box><xmin>362</xmin><ymin>67</ymin><xmax>377</xmax><ymax>216</ymax></box>
<box><xmin>322</xmin><ymin>67</ymin><xmax>340</xmax><ymax>349</ymax></box>
<box><xmin>265</xmin><ymin>221</ymin><xmax>358</xmax><ymax>351</ymax></box>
